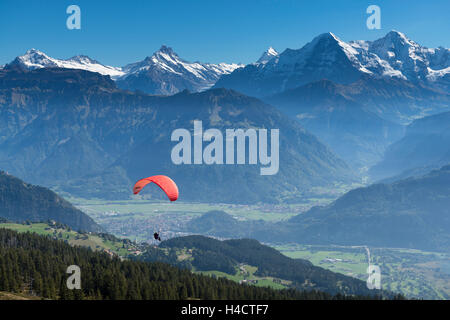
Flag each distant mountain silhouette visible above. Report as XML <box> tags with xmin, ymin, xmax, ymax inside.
<box><xmin>370</xmin><ymin>111</ymin><xmax>450</xmax><ymax>181</ymax></box>
<box><xmin>0</xmin><ymin>171</ymin><xmax>102</xmax><ymax>232</ymax></box>
<box><xmin>215</xmin><ymin>31</ymin><xmax>450</xmax><ymax>97</ymax></box>
<box><xmin>188</xmin><ymin>165</ymin><xmax>450</xmax><ymax>252</ymax></box>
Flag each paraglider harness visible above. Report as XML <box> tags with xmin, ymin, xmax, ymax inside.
<box><xmin>153</xmin><ymin>232</ymin><xmax>161</xmax><ymax>241</ymax></box>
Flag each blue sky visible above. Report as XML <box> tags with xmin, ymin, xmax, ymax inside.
<box><xmin>1</xmin><ymin>0</ymin><xmax>449</xmax><ymax>66</ymax></box>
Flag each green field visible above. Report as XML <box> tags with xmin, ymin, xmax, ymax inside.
<box><xmin>67</xmin><ymin>180</ymin><xmax>363</xmax><ymax>224</ymax></box>
<box><xmin>69</xmin><ymin>198</ymin><xmax>316</xmax><ymax>222</ymax></box>
<box><xmin>66</xmin><ymin>181</ymin><xmax>360</xmax><ymax>215</ymax></box>
<box><xmin>275</xmin><ymin>244</ymin><xmax>450</xmax><ymax>300</ymax></box>
<box><xmin>174</xmin><ymin>248</ymin><xmax>289</xmax><ymax>290</ymax></box>
<box><xmin>196</xmin><ymin>264</ymin><xmax>290</xmax><ymax>290</ymax></box>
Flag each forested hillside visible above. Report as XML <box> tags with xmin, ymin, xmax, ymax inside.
<box><xmin>149</xmin><ymin>235</ymin><xmax>388</xmax><ymax>297</ymax></box>
<box><xmin>0</xmin><ymin>228</ymin><xmax>343</xmax><ymax>300</ymax></box>
<box><xmin>0</xmin><ymin>171</ymin><xmax>101</xmax><ymax>232</ymax></box>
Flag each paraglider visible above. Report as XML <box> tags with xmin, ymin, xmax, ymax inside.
<box><xmin>133</xmin><ymin>175</ymin><xmax>179</xmax><ymax>201</ymax></box>
<box><xmin>133</xmin><ymin>175</ymin><xmax>179</xmax><ymax>241</ymax></box>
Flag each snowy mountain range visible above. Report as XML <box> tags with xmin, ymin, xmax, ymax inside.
<box><xmin>5</xmin><ymin>46</ymin><xmax>242</xmax><ymax>95</ymax></box>
<box><xmin>351</xmin><ymin>31</ymin><xmax>450</xmax><ymax>85</ymax></box>
<box><xmin>215</xmin><ymin>31</ymin><xmax>450</xmax><ymax>96</ymax></box>
<box><xmin>7</xmin><ymin>48</ymin><xmax>125</xmax><ymax>79</ymax></box>
<box><xmin>4</xmin><ymin>31</ymin><xmax>449</xmax><ymax>96</ymax></box>
<box><xmin>116</xmin><ymin>45</ymin><xmax>243</xmax><ymax>94</ymax></box>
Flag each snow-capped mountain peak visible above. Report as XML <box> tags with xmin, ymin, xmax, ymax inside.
<box><xmin>15</xmin><ymin>48</ymin><xmax>57</xmax><ymax>69</ymax></box>
<box><xmin>67</xmin><ymin>55</ymin><xmax>101</xmax><ymax>65</ymax></box>
<box><xmin>6</xmin><ymin>30</ymin><xmax>448</xmax><ymax>96</ymax></box>
<box><xmin>369</xmin><ymin>30</ymin><xmax>418</xmax><ymax>59</ymax></box>
<box><xmin>122</xmin><ymin>46</ymin><xmax>185</xmax><ymax>75</ymax></box>
<box><xmin>366</xmin><ymin>30</ymin><xmax>450</xmax><ymax>84</ymax></box>
<box><xmin>257</xmin><ymin>47</ymin><xmax>279</xmax><ymax>64</ymax></box>
<box><xmin>6</xmin><ymin>47</ymin><xmax>243</xmax><ymax>95</ymax></box>
<box><xmin>118</xmin><ymin>46</ymin><xmax>243</xmax><ymax>94</ymax></box>
<box><xmin>151</xmin><ymin>46</ymin><xmax>185</xmax><ymax>69</ymax></box>
<box><xmin>9</xmin><ymin>49</ymin><xmax>125</xmax><ymax>78</ymax></box>
<box><xmin>382</xmin><ymin>30</ymin><xmax>414</xmax><ymax>45</ymax></box>
<box><xmin>214</xmin><ymin>30</ymin><xmax>450</xmax><ymax>97</ymax></box>
<box><xmin>309</xmin><ymin>32</ymin><xmax>361</xmax><ymax>61</ymax></box>
<box><xmin>271</xmin><ymin>31</ymin><xmax>369</xmax><ymax>76</ymax></box>
<box><xmin>296</xmin><ymin>30</ymin><xmax>449</xmax><ymax>85</ymax></box>
<box><xmin>157</xmin><ymin>45</ymin><xmax>176</xmax><ymax>55</ymax></box>
<box><xmin>314</xmin><ymin>31</ymin><xmax>338</xmax><ymax>41</ymax></box>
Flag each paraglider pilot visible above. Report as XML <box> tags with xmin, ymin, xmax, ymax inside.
<box><xmin>133</xmin><ymin>175</ymin><xmax>179</xmax><ymax>244</ymax></box>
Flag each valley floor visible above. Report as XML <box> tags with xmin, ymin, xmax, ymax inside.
<box><xmin>67</xmin><ymin>187</ymin><xmax>358</xmax><ymax>242</ymax></box>
<box><xmin>275</xmin><ymin>244</ymin><xmax>450</xmax><ymax>300</ymax></box>
<box><xmin>11</xmin><ymin>195</ymin><xmax>448</xmax><ymax>300</ymax></box>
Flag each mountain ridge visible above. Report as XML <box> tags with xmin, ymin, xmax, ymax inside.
<box><xmin>0</xmin><ymin>67</ymin><xmax>355</xmax><ymax>203</ymax></box>
<box><xmin>215</xmin><ymin>30</ymin><xmax>450</xmax><ymax>97</ymax></box>
<box><xmin>187</xmin><ymin>165</ymin><xmax>450</xmax><ymax>252</ymax></box>
<box><xmin>6</xmin><ymin>30</ymin><xmax>448</xmax><ymax>97</ymax></box>
<box><xmin>370</xmin><ymin>111</ymin><xmax>450</xmax><ymax>180</ymax></box>
<box><xmin>265</xmin><ymin>78</ymin><xmax>406</xmax><ymax>168</ymax></box>
<box><xmin>6</xmin><ymin>46</ymin><xmax>243</xmax><ymax>95</ymax></box>
<box><xmin>157</xmin><ymin>235</ymin><xmax>386</xmax><ymax>296</ymax></box>
<box><xmin>285</xmin><ymin>164</ymin><xmax>450</xmax><ymax>251</ymax></box>
<box><xmin>0</xmin><ymin>171</ymin><xmax>102</xmax><ymax>232</ymax></box>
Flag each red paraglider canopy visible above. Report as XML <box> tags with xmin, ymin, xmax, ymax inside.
<box><xmin>133</xmin><ymin>175</ymin><xmax>179</xmax><ymax>201</ymax></box>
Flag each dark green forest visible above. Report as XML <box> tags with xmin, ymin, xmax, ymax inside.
<box><xmin>0</xmin><ymin>228</ymin><xmax>387</xmax><ymax>300</ymax></box>
<box><xmin>0</xmin><ymin>171</ymin><xmax>101</xmax><ymax>232</ymax></box>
